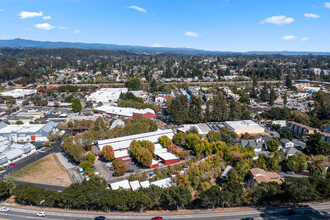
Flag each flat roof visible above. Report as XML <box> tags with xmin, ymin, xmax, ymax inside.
<box><xmin>140</xmin><ymin>180</ymin><xmax>151</xmax><ymax>188</ymax></box>
<box><xmin>129</xmin><ymin>180</ymin><xmax>141</xmax><ymax>191</ymax></box>
<box><xmin>224</xmin><ymin>120</ymin><xmax>264</xmax><ymax>130</ymax></box>
<box><xmin>97</xmin><ymin>129</ymin><xmax>174</xmax><ymax>151</ymax></box>
<box><xmin>150</xmin><ymin>177</ymin><xmax>174</xmax><ymax>189</ymax></box>
<box><xmin>110</xmin><ymin>180</ymin><xmax>131</xmax><ymax>190</ymax></box>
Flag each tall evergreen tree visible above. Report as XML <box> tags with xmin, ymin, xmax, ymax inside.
<box><xmin>187</xmin><ymin>95</ymin><xmax>203</xmax><ymax>123</ymax></box>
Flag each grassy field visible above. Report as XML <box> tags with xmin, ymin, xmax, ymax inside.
<box><xmin>8</xmin><ymin>153</ymin><xmax>73</xmax><ymax>187</ymax></box>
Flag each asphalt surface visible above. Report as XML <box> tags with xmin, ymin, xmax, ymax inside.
<box><xmin>0</xmin><ymin>203</ymin><xmax>329</xmax><ymax>220</ymax></box>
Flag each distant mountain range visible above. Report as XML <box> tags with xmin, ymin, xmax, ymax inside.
<box><xmin>0</xmin><ymin>38</ymin><xmax>330</xmax><ymax>55</ymax></box>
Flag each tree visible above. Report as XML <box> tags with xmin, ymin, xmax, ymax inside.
<box><xmin>158</xmin><ymin>136</ymin><xmax>171</xmax><ymax>148</ymax></box>
<box><xmin>286</xmin><ymin>74</ymin><xmax>293</xmax><ymax>88</ymax></box>
<box><xmin>269</xmin><ymin>88</ymin><xmax>276</xmax><ymax>106</ymax></box>
<box><xmin>168</xmin><ymin>95</ymin><xmax>188</xmax><ymax>124</ymax></box>
<box><xmin>200</xmin><ymin>186</ymin><xmax>221</xmax><ymax>210</ymax></box>
<box><xmin>71</xmin><ymin>97</ymin><xmax>82</xmax><ymax>113</ymax></box>
<box><xmin>113</xmin><ymin>159</ymin><xmax>127</xmax><ymax>176</ymax></box>
<box><xmin>187</xmin><ymin>95</ymin><xmax>203</xmax><ymax>123</ymax></box>
<box><xmin>125</xmin><ymin>78</ymin><xmax>141</xmax><ymax>90</ymax></box>
<box><xmin>162</xmin><ymin>186</ymin><xmax>192</xmax><ymax>210</ymax></box>
<box><xmin>308</xmin><ymin>160</ymin><xmax>325</xmax><ymax>176</ymax></box>
<box><xmin>306</xmin><ymin>132</ymin><xmax>330</xmax><ymax>156</ymax></box>
<box><xmin>283</xmin><ymin>178</ymin><xmax>315</xmax><ymax>204</ymax></box>
<box><xmin>0</xmin><ymin>180</ymin><xmax>14</xmax><ymax>199</ymax></box>
<box><xmin>85</xmin><ymin>151</ymin><xmax>96</xmax><ymax>164</ymax></box>
<box><xmin>283</xmin><ymin>92</ymin><xmax>287</xmax><ymax>107</ymax></box>
<box><xmin>266</xmin><ymin>139</ymin><xmax>280</xmax><ymax>152</ymax></box>
<box><xmin>101</xmin><ymin>145</ymin><xmax>115</xmax><ymax>161</ymax></box>
<box><xmin>279</xmin><ymin>128</ymin><xmax>292</xmax><ymax>141</ymax></box>
<box><xmin>94</xmin><ymin>117</ymin><xmax>107</xmax><ymax>131</ymax></box>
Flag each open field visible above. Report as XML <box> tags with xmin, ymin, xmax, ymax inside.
<box><xmin>7</xmin><ymin>153</ymin><xmax>72</xmax><ymax>187</ymax></box>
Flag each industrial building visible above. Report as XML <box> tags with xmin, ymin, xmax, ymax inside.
<box><xmin>96</xmin><ymin>105</ymin><xmax>155</xmax><ymax>119</ymax></box>
<box><xmin>86</xmin><ymin>88</ymin><xmax>128</xmax><ymax>104</ymax></box>
<box><xmin>0</xmin><ymin>121</ymin><xmax>58</xmax><ymax>142</ymax></box>
<box><xmin>0</xmin><ymin>137</ymin><xmax>36</xmax><ymax>166</ymax></box>
<box><xmin>97</xmin><ymin>129</ymin><xmax>179</xmax><ymax>167</ymax></box>
<box><xmin>0</xmin><ymin>89</ymin><xmax>37</xmax><ymax>99</ymax></box>
<box><xmin>223</xmin><ymin>120</ymin><xmax>265</xmax><ymax>136</ymax></box>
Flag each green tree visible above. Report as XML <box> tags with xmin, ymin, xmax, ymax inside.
<box><xmin>269</xmin><ymin>88</ymin><xmax>276</xmax><ymax>106</ymax></box>
<box><xmin>306</xmin><ymin>132</ymin><xmax>330</xmax><ymax>156</ymax></box>
<box><xmin>71</xmin><ymin>97</ymin><xmax>82</xmax><ymax>113</ymax></box>
<box><xmin>187</xmin><ymin>95</ymin><xmax>203</xmax><ymax>123</ymax></box>
<box><xmin>279</xmin><ymin>128</ymin><xmax>292</xmax><ymax>141</ymax></box>
<box><xmin>308</xmin><ymin>160</ymin><xmax>325</xmax><ymax>176</ymax></box>
<box><xmin>266</xmin><ymin>139</ymin><xmax>280</xmax><ymax>152</ymax></box>
<box><xmin>125</xmin><ymin>78</ymin><xmax>141</xmax><ymax>90</ymax></box>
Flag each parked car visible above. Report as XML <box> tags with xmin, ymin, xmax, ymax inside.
<box><xmin>9</xmin><ymin>163</ymin><xmax>15</xmax><ymax>166</ymax></box>
<box><xmin>94</xmin><ymin>216</ymin><xmax>106</xmax><ymax>220</ymax></box>
<box><xmin>0</xmin><ymin>207</ymin><xmax>10</xmax><ymax>212</ymax></box>
<box><xmin>151</xmin><ymin>217</ymin><xmax>163</xmax><ymax>220</ymax></box>
<box><xmin>36</xmin><ymin>211</ymin><xmax>47</xmax><ymax>217</ymax></box>
<box><xmin>106</xmin><ymin>163</ymin><xmax>112</xmax><ymax>168</ymax></box>
<box><xmin>286</xmin><ymin>171</ymin><xmax>295</xmax><ymax>175</ymax></box>
<box><xmin>127</xmin><ymin>169</ymin><xmax>134</xmax><ymax>173</ymax></box>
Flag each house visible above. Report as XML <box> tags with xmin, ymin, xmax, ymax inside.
<box><xmin>281</xmin><ymin>147</ymin><xmax>303</xmax><ymax>157</ymax></box>
<box><xmin>109</xmin><ymin>119</ymin><xmax>125</xmax><ymax>130</ymax></box>
<box><xmin>240</xmin><ymin>139</ymin><xmax>264</xmax><ymax>152</ymax></box>
<box><xmin>280</xmin><ymin>139</ymin><xmax>294</xmax><ymax>148</ymax></box>
<box><xmin>223</xmin><ymin>120</ymin><xmax>265</xmax><ymax>136</ymax></box>
<box><xmin>150</xmin><ymin>177</ymin><xmax>175</xmax><ymax>189</ymax></box>
<box><xmin>249</xmin><ymin>168</ymin><xmax>283</xmax><ymax>184</ymax></box>
<box><xmin>0</xmin><ymin>121</ymin><xmax>58</xmax><ymax>142</ymax></box>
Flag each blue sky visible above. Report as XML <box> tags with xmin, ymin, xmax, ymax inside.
<box><xmin>0</xmin><ymin>0</ymin><xmax>330</xmax><ymax>51</ymax></box>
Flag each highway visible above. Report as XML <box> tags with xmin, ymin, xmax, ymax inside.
<box><xmin>0</xmin><ymin>203</ymin><xmax>329</xmax><ymax>220</ymax></box>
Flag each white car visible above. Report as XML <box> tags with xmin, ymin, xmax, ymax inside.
<box><xmin>36</xmin><ymin>211</ymin><xmax>47</xmax><ymax>217</ymax></box>
<box><xmin>106</xmin><ymin>162</ymin><xmax>112</xmax><ymax>168</ymax></box>
<box><xmin>0</xmin><ymin>207</ymin><xmax>10</xmax><ymax>212</ymax></box>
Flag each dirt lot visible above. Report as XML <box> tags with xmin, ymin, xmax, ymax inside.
<box><xmin>8</xmin><ymin>153</ymin><xmax>73</xmax><ymax>187</ymax></box>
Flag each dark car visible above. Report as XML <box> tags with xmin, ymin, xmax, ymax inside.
<box><xmin>94</xmin><ymin>216</ymin><xmax>106</xmax><ymax>220</ymax></box>
<box><xmin>282</xmin><ymin>210</ymin><xmax>295</xmax><ymax>216</ymax></box>
<box><xmin>127</xmin><ymin>169</ymin><xmax>134</xmax><ymax>173</ymax></box>
<box><xmin>151</xmin><ymin>217</ymin><xmax>163</xmax><ymax>220</ymax></box>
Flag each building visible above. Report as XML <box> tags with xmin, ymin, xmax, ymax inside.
<box><xmin>16</xmin><ymin>111</ymin><xmax>44</xmax><ymax>119</ymax></box>
<box><xmin>150</xmin><ymin>177</ymin><xmax>175</xmax><ymax>189</ymax></box>
<box><xmin>0</xmin><ymin>121</ymin><xmax>58</xmax><ymax>142</ymax></box>
<box><xmin>86</xmin><ymin>88</ymin><xmax>128</xmax><ymax>104</ymax></box>
<box><xmin>0</xmin><ymin>139</ymin><xmax>36</xmax><ymax>166</ymax></box>
<box><xmin>271</xmin><ymin>120</ymin><xmax>286</xmax><ymax>128</ymax></box>
<box><xmin>109</xmin><ymin>119</ymin><xmax>125</xmax><ymax>130</ymax></box>
<box><xmin>131</xmin><ymin>90</ymin><xmax>149</xmax><ymax>102</ymax></box>
<box><xmin>287</xmin><ymin>121</ymin><xmax>319</xmax><ymax>138</ymax></box>
<box><xmin>281</xmin><ymin>147</ymin><xmax>303</xmax><ymax>157</ymax></box>
<box><xmin>249</xmin><ymin>168</ymin><xmax>283</xmax><ymax>184</ymax></box>
<box><xmin>96</xmin><ymin>105</ymin><xmax>155</xmax><ymax>119</ymax></box>
<box><xmin>155</xmin><ymin>94</ymin><xmax>172</xmax><ymax>104</ymax></box>
<box><xmin>280</xmin><ymin>139</ymin><xmax>294</xmax><ymax>148</ymax></box>
<box><xmin>110</xmin><ymin>180</ymin><xmax>131</xmax><ymax>190</ymax></box>
<box><xmin>223</xmin><ymin>120</ymin><xmax>265</xmax><ymax>136</ymax></box>
<box><xmin>240</xmin><ymin>139</ymin><xmax>264</xmax><ymax>152</ymax></box>
<box><xmin>97</xmin><ymin>129</ymin><xmax>175</xmax><ymax>166</ymax></box>
<box><xmin>0</xmin><ymin>89</ymin><xmax>37</xmax><ymax>99</ymax></box>
<box><xmin>97</xmin><ymin>129</ymin><xmax>174</xmax><ymax>152</ymax></box>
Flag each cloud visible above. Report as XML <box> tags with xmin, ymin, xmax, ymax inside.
<box><xmin>19</xmin><ymin>11</ymin><xmax>43</xmax><ymax>19</ymax></box>
<box><xmin>34</xmin><ymin>23</ymin><xmax>55</xmax><ymax>30</ymax></box>
<box><xmin>301</xmin><ymin>37</ymin><xmax>310</xmax><ymax>41</ymax></box>
<box><xmin>282</xmin><ymin>35</ymin><xmax>297</xmax><ymax>40</ymax></box>
<box><xmin>304</xmin><ymin>13</ymin><xmax>320</xmax><ymax>18</ymax></box>
<box><xmin>0</xmin><ymin>9</ymin><xmax>5</xmax><ymax>12</ymax></box>
<box><xmin>59</xmin><ymin>26</ymin><xmax>68</xmax><ymax>30</ymax></box>
<box><xmin>128</xmin><ymin>5</ymin><xmax>147</xmax><ymax>13</ymax></box>
<box><xmin>42</xmin><ymin>16</ymin><xmax>51</xmax><ymax>20</ymax></box>
<box><xmin>185</xmin><ymin>31</ymin><xmax>199</xmax><ymax>37</ymax></box>
<box><xmin>260</xmin><ymin>15</ymin><xmax>294</xmax><ymax>25</ymax></box>
<box><xmin>152</xmin><ymin>43</ymin><xmax>162</xmax><ymax>47</ymax></box>
<box><xmin>325</xmin><ymin>2</ymin><xmax>330</xmax><ymax>8</ymax></box>
<box><xmin>73</xmin><ymin>30</ymin><xmax>81</xmax><ymax>34</ymax></box>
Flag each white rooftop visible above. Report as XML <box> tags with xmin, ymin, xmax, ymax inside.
<box><xmin>96</xmin><ymin>105</ymin><xmax>155</xmax><ymax>118</ymax></box>
<box><xmin>0</xmin><ymin>89</ymin><xmax>37</xmax><ymax>98</ymax></box>
<box><xmin>97</xmin><ymin>129</ymin><xmax>174</xmax><ymax>151</ymax></box>
<box><xmin>86</xmin><ymin>88</ymin><xmax>128</xmax><ymax>103</ymax></box>
<box><xmin>224</xmin><ymin>120</ymin><xmax>263</xmax><ymax>130</ymax></box>
<box><xmin>150</xmin><ymin>177</ymin><xmax>175</xmax><ymax>189</ymax></box>
<box><xmin>140</xmin><ymin>180</ymin><xmax>151</xmax><ymax>188</ymax></box>
<box><xmin>110</xmin><ymin>180</ymin><xmax>131</xmax><ymax>190</ymax></box>
<box><xmin>129</xmin><ymin>180</ymin><xmax>141</xmax><ymax>191</ymax></box>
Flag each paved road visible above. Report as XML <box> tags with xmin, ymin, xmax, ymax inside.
<box><xmin>0</xmin><ymin>203</ymin><xmax>329</xmax><ymax>220</ymax></box>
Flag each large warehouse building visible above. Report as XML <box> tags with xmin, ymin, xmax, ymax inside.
<box><xmin>96</xmin><ymin>129</ymin><xmax>179</xmax><ymax>166</ymax></box>
<box><xmin>95</xmin><ymin>105</ymin><xmax>155</xmax><ymax>119</ymax></box>
<box><xmin>0</xmin><ymin>121</ymin><xmax>58</xmax><ymax>142</ymax></box>
<box><xmin>223</xmin><ymin>120</ymin><xmax>265</xmax><ymax>136</ymax></box>
<box><xmin>86</xmin><ymin>88</ymin><xmax>128</xmax><ymax>104</ymax></box>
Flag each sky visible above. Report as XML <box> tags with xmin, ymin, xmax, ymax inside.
<box><xmin>0</xmin><ymin>0</ymin><xmax>330</xmax><ymax>52</ymax></box>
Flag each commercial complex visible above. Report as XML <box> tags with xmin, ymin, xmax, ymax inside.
<box><xmin>86</xmin><ymin>88</ymin><xmax>128</xmax><ymax>104</ymax></box>
<box><xmin>0</xmin><ymin>89</ymin><xmax>37</xmax><ymax>99</ymax></box>
<box><xmin>96</xmin><ymin>105</ymin><xmax>155</xmax><ymax>119</ymax></box>
<box><xmin>0</xmin><ymin>121</ymin><xmax>58</xmax><ymax>142</ymax></box>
